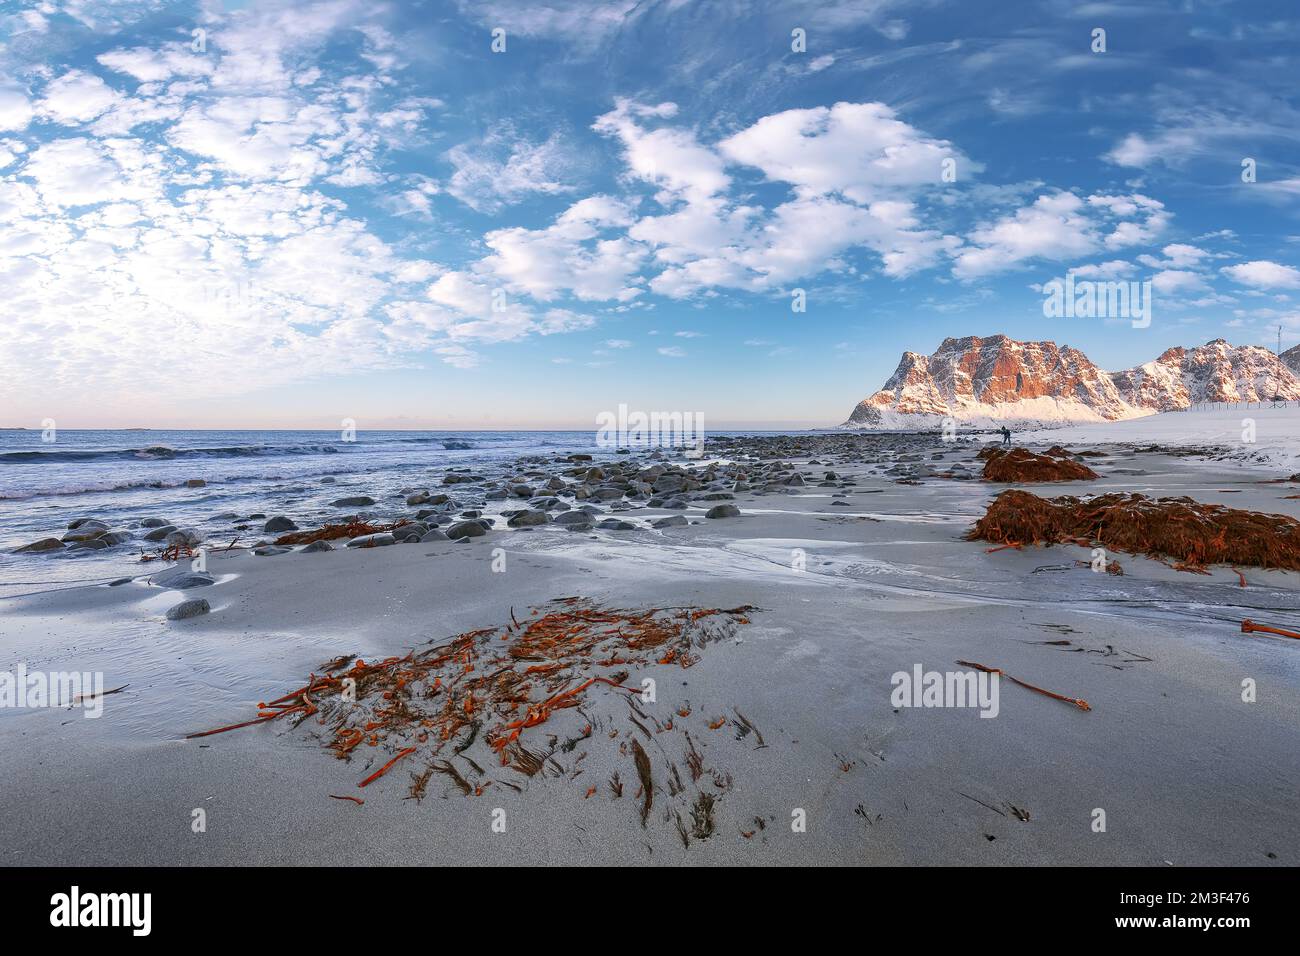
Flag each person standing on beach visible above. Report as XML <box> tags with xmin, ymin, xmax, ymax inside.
<box><xmin>1000</xmin><ymin>426</ymin><xmax>1011</xmax><ymax>445</ymax></box>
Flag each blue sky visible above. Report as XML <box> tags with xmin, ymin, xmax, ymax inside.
<box><xmin>2</xmin><ymin>0</ymin><xmax>1299</xmax><ymax>429</ymax></box>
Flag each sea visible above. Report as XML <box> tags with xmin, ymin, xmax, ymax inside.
<box><xmin>0</xmin><ymin>428</ymin><xmax>798</xmax><ymax>594</ymax></box>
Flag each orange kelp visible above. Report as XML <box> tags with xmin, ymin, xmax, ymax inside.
<box><xmin>968</xmin><ymin>489</ymin><xmax>1300</xmax><ymax>572</ymax></box>
<box><xmin>275</xmin><ymin>519</ymin><xmax>410</xmax><ymax>546</ymax></box>
<box><xmin>186</xmin><ymin>599</ymin><xmax>757</xmax><ymax>811</ymax></box>
<box><xmin>979</xmin><ymin>446</ymin><xmax>1099</xmax><ymax>482</ymax></box>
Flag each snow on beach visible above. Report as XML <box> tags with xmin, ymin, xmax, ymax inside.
<box><xmin>1021</xmin><ymin>404</ymin><xmax>1300</xmax><ymax>476</ymax></box>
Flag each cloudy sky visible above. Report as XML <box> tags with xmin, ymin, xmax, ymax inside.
<box><xmin>2</xmin><ymin>0</ymin><xmax>1299</xmax><ymax>429</ymax></box>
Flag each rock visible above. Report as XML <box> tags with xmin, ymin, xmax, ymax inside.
<box><xmin>67</xmin><ymin>517</ymin><xmax>103</xmax><ymax>530</ymax></box>
<box><xmin>406</xmin><ymin>492</ymin><xmax>430</xmax><ymax>506</ymax></box>
<box><xmin>139</xmin><ymin>518</ymin><xmax>169</xmax><ymax>528</ymax></box>
<box><xmin>164</xmin><ymin>529</ymin><xmax>201</xmax><ymax>548</ymax></box>
<box><xmin>263</xmin><ymin>516</ymin><xmax>298</xmax><ymax>533</ymax></box>
<box><xmin>253</xmin><ymin>545</ymin><xmax>292</xmax><ymax>556</ymax></box>
<box><xmin>108</xmin><ymin>578</ymin><xmax>133</xmax><ymax>587</ymax></box>
<box><xmin>142</xmin><ymin>525</ymin><xmax>178</xmax><ymax>542</ymax></box>
<box><xmin>152</xmin><ymin>567</ymin><xmax>215</xmax><ymax>589</ymax></box>
<box><xmin>418</xmin><ymin>529</ymin><xmax>450</xmax><ymax>543</ymax></box>
<box><xmin>347</xmin><ymin>533</ymin><xmax>396</xmax><ymax>548</ymax></box>
<box><xmin>185</xmin><ymin>478</ymin><xmax>206</xmax><ymax>488</ymax></box>
<box><xmin>301</xmin><ymin>540</ymin><xmax>334</xmax><ymax>553</ymax></box>
<box><xmin>652</xmin><ymin>515</ymin><xmax>689</xmax><ymax>528</ymax></box>
<box><xmin>706</xmin><ymin>504</ymin><xmax>741</xmax><ymax>519</ymax></box>
<box><xmin>552</xmin><ymin>511</ymin><xmax>592</xmax><ymax>525</ymax></box>
<box><xmin>62</xmin><ymin>526</ymin><xmax>109</xmax><ymax>542</ymax></box>
<box><xmin>508</xmin><ymin>510</ymin><xmax>550</xmax><ymax>528</ymax></box>
<box><xmin>68</xmin><ymin>538</ymin><xmax>111</xmax><ymax>550</ymax></box>
<box><xmin>331</xmin><ymin>496</ymin><xmax>376</xmax><ymax>507</ymax></box>
<box><xmin>166</xmin><ymin>598</ymin><xmax>211</xmax><ymax>621</ymax></box>
<box><xmin>320</xmin><ymin>476</ymin><xmax>337</xmax><ymax>484</ymax></box>
<box><xmin>597</xmin><ymin>519</ymin><xmax>636</xmax><ymax>530</ymax></box>
<box><xmin>14</xmin><ymin>537</ymin><xmax>65</xmax><ymax>553</ymax></box>
<box><xmin>700</xmin><ymin>492</ymin><xmax>734</xmax><ymax>501</ymax></box>
<box><xmin>653</xmin><ymin>475</ymin><xmax>686</xmax><ymax>493</ymax></box>
<box><xmin>662</xmin><ymin>498</ymin><xmax>689</xmax><ymax>509</ymax></box>
<box><xmin>447</xmin><ymin>520</ymin><xmax>487</xmax><ymax>540</ymax></box>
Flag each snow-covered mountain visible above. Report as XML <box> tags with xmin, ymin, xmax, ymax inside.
<box><xmin>1283</xmin><ymin>344</ymin><xmax>1300</xmax><ymax>376</ymax></box>
<box><xmin>842</xmin><ymin>335</ymin><xmax>1300</xmax><ymax>429</ymax></box>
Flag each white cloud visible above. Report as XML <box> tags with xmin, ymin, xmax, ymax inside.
<box><xmin>98</xmin><ymin>45</ymin><xmax>216</xmax><ymax>83</ymax></box>
<box><xmin>1068</xmin><ymin>259</ymin><xmax>1135</xmax><ymax>279</ymax></box>
<box><xmin>446</xmin><ymin>130</ymin><xmax>583</xmax><ymax>213</ymax></box>
<box><xmin>1138</xmin><ymin>243</ymin><xmax>1210</xmax><ymax>269</ymax></box>
<box><xmin>38</xmin><ymin>71</ymin><xmax>122</xmax><ymax>125</ymax></box>
<box><xmin>0</xmin><ymin>88</ymin><xmax>33</xmax><ymax>131</ymax></box>
<box><xmin>597</xmin><ymin>100</ymin><xmax>965</xmax><ymax>295</ymax></box>
<box><xmin>1221</xmin><ymin>260</ymin><xmax>1300</xmax><ymax>289</ymax></box>
<box><xmin>1151</xmin><ymin>269</ymin><xmax>1208</xmax><ymax>295</ymax></box>
<box><xmin>477</xmin><ymin>195</ymin><xmax>646</xmax><ymax>302</ymax></box>
<box><xmin>593</xmin><ymin>98</ymin><xmax>729</xmax><ymax>203</ymax></box>
<box><xmin>657</xmin><ymin>345</ymin><xmax>686</xmax><ymax>357</ymax></box>
<box><xmin>719</xmin><ymin>101</ymin><xmax>974</xmax><ymax>204</ymax></box>
<box><xmin>953</xmin><ymin>192</ymin><xmax>1168</xmax><ymax>279</ymax></box>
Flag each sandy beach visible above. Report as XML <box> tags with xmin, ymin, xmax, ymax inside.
<box><xmin>3</xmin><ymin>431</ymin><xmax>1297</xmax><ymax>866</ymax></box>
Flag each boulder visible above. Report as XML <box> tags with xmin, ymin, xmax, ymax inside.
<box><xmin>166</xmin><ymin>598</ymin><xmax>211</xmax><ymax>621</ymax></box>
<box><xmin>347</xmin><ymin>533</ymin><xmax>396</xmax><ymax>548</ymax></box>
<box><xmin>446</xmin><ymin>520</ymin><xmax>487</xmax><ymax>540</ymax></box>
<box><xmin>14</xmin><ymin>537</ymin><xmax>65</xmax><ymax>553</ymax></box>
<box><xmin>164</xmin><ymin>529</ymin><xmax>201</xmax><ymax>548</ymax></box>
<box><xmin>151</xmin><ymin>567</ymin><xmax>215</xmax><ymax>589</ymax></box>
<box><xmin>652</xmin><ymin>515</ymin><xmax>689</xmax><ymax>529</ymax></box>
<box><xmin>508</xmin><ymin>510</ymin><xmax>550</xmax><ymax>528</ymax></box>
<box><xmin>263</xmin><ymin>516</ymin><xmax>298</xmax><ymax>533</ymax></box>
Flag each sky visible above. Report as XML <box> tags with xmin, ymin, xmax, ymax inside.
<box><xmin>2</xmin><ymin>0</ymin><xmax>1300</xmax><ymax>430</ymax></box>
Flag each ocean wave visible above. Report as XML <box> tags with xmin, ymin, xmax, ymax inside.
<box><xmin>0</xmin><ymin>443</ymin><xmax>344</xmax><ymax>464</ymax></box>
<box><xmin>0</xmin><ymin>477</ymin><xmax>188</xmax><ymax>500</ymax></box>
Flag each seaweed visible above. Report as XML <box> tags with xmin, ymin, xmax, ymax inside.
<box><xmin>968</xmin><ymin>489</ymin><xmax>1300</xmax><ymax>572</ymax></box>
